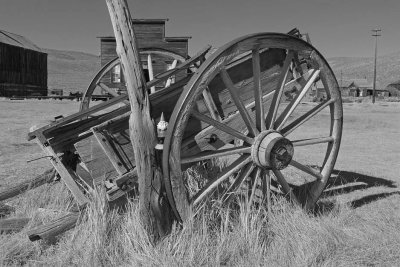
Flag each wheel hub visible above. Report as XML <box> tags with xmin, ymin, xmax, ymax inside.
<box><xmin>251</xmin><ymin>130</ymin><xmax>294</xmax><ymax>170</ymax></box>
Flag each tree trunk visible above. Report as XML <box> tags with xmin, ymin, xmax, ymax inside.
<box><xmin>105</xmin><ymin>0</ymin><xmax>173</xmax><ymax>240</ymax></box>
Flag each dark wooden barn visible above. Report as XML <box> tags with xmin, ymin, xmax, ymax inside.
<box><xmin>98</xmin><ymin>19</ymin><xmax>190</xmax><ymax>94</ymax></box>
<box><xmin>0</xmin><ymin>30</ymin><xmax>47</xmax><ymax>97</ymax></box>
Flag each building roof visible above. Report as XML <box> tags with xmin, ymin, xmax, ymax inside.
<box><xmin>348</xmin><ymin>79</ymin><xmax>372</xmax><ymax>89</ymax></box>
<box><xmin>0</xmin><ymin>29</ymin><xmax>43</xmax><ymax>52</ymax></box>
<box><xmin>387</xmin><ymin>80</ymin><xmax>400</xmax><ymax>87</ymax></box>
<box><xmin>338</xmin><ymin>80</ymin><xmax>353</xmax><ymax>88</ymax></box>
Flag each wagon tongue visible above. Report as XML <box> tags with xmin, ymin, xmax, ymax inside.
<box><xmin>251</xmin><ymin>130</ymin><xmax>294</xmax><ymax>170</ymax></box>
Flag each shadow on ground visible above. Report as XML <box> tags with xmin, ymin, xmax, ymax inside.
<box><xmin>313</xmin><ymin>169</ymin><xmax>399</xmax><ymax>214</ymax></box>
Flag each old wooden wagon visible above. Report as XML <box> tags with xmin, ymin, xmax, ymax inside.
<box><xmin>25</xmin><ymin>1</ymin><xmax>342</xmax><ymax>231</ymax></box>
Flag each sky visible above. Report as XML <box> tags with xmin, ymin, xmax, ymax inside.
<box><xmin>0</xmin><ymin>0</ymin><xmax>399</xmax><ymax>58</ymax></box>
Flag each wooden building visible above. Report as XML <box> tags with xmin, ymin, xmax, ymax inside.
<box><xmin>98</xmin><ymin>19</ymin><xmax>190</xmax><ymax>93</ymax></box>
<box><xmin>338</xmin><ymin>78</ymin><xmax>391</xmax><ymax>97</ymax></box>
<box><xmin>385</xmin><ymin>80</ymin><xmax>400</xmax><ymax>96</ymax></box>
<box><xmin>0</xmin><ymin>30</ymin><xmax>47</xmax><ymax>97</ymax></box>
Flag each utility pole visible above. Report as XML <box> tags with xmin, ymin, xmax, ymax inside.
<box><xmin>340</xmin><ymin>70</ymin><xmax>343</xmax><ymax>88</ymax></box>
<box><xmin>372</xmin><ymin>28</ymin><xmax>381</xmax><ymax>104</ymax></box>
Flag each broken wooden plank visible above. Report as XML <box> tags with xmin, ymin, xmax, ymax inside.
<box><xmin>0</xmin><ymin>168</ymin><xmax>55</xmax><ymax>202</ymax></box>
<box><xmin>27</xmin><ymin>44</ymin><xmax>208</xmax><ymax>142</ymax></box>
<box><xmin>114</xmin><ymin>169</ymin><xmax>138</xmax><ymax>188</ymax></box>
<box><xmin>75</xmin><ymin>135</ymin><xmax>118</xmax><ymax>185</ymax></box>
<box><xmin>27</xmin><ymin>212</ymin><xmax>79</xmax><ymax>241</ymax></box>
<box><xmin>92</xmin><ymin>129</ymin><xmax>128</xmax><ymax>176</ymax></box>
<box><xmin>104</xmin><ymin>170</ymin><xmax>138</xmax><ymax>202</ymax></box>
<box><xmin>28</xmin><ymin>94</ymin><xmax>129</xmax><ymax>140</ymax></box>
<box><xmin>0</xmin><ymin>217</ymin><xmax>30</xmax><ymax>233</ymax></box>
<box><xmin>147</xmin><ymin>45</ymin><xmax>211</xmax><ymax>88</ymax></box>
<box><xmin>75</xmin><ymin>163</ymin><xmax>94</xmax><ymax>189</ymax></box>
<box><xmin>34</xmin><ymin>136</ymin><xmax>90</xmax><ymax>207</ymax></box>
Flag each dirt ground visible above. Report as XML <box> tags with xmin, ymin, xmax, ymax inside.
<box><xmin>0</xmin><ymin>97</ymin><xmax>399</xmax><ymax>208</ymax></box>
<box><xmin>0</xmin><ymin>99</ymin><xmax>80</xmax><ymax>187</ymax></box>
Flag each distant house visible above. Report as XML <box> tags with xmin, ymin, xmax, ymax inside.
<box><xmin>341</xmin><ymin>78</ymin><xmax>389</xmax><ymax>97</ymax></box>
<box><xmin>0</xmin><ymin>30</ymin><xmax>47</xmax><ymax>97</ymax></box>
<box><xmin>386</xmin><ymin>80</ymin><xmax>400</xmax><ymax>96</ymax></box>
<box><xmin>347</xmin><ymin>79</ymin><xmax>371</xmax><ymax>97</ymax></box>
<box><xmin>98</xmin><ymin>19</ymin><xmax>191</xmax><ymax>94</ymax></box>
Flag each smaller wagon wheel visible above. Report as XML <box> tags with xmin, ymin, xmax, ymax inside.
<box><xmin>80</xmin><ymin>48</ymin><xmax>186</xmax><ymax>111</ymax></box>
<box><xmin>163</xmin><ymin>33</ymin><xmax>343</xmax><ymax>222</ymax></box>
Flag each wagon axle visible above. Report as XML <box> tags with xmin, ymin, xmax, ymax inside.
<box><xmin>251</xmin><ymin>130</ymin><xmax>294</xmax><ymax>170</ymax></box>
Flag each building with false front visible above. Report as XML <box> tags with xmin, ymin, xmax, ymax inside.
<box><xmin>97</xmin><ymin>19</ymin><xmax>191</xmax><ymax>94</ymax></box>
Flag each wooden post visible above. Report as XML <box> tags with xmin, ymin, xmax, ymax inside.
<box><xmin>0</xmin><ymin>218</ymin><xmax>30</xmax><ymax>233</ymax></box>
<box><xmin>0</xmin><ymin>168</ymin><xmax>55</xmax><ymax>202</ymax></box>
<box><xmin>27</xmin><ymin>212</ymin><xmax>79</xmax><ymax>242</ymax></box>
<box><xmin>105</xmin><ymin>0</ymin><xmax>173</xmax><ymax>239</ymax></box>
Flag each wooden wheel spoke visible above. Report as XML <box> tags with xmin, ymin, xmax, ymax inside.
<box><xmin>274</xmin><ymin>69</ymin><xmax>320</xmax><ymax>130</ymax></box>
<box><xmin>191</xmin><ymin>109</ymin><xmax>254</xmax><ymax>144</ymax></box>
<box><xmin>98</xmin><ymin>82</ymin><xmax>131</xmax><ymax>106</ymax></box>
<box><xmin>265</xmin><ymin>51</ymin><xmax>294</xmax><ymax>129</ymax></box>
<box><xmin>161</xmin><ymin>33</ymin><xmax>343</xmax><ymax>220</ymax></box>
<box><xmin>272</xmin><ymin>169</ymin><xmax>301</xmax><ymax>206</ymax></box>
<box><xmin>202</xmin><ymin>86</ymin><xmax>222</xmax><ymax>121</ymax></box>
<box><xmin>99</xmin><ymin>83</ymin><xmax>117</xmax><ymax>97</ymax></box>
<box><xmin>281</xmin><ymin>98</ymin><xmax>335</xmax><ymax>136</ymax></box>
<box><xmin>261</xmin><ymin>170</ymin><xmax>272</xmax><ymax>212</ymax></box>
<box><xmin>220</xmin><ymin>68</ymin><xmax>258</xmax><ymax>136</ymax></box>
<box><xmin>192</xmin><ymin>155</ymin><xmax>252</xmax><ymax>206</ymax></box>
<box><xmin>248</xmin><ymin>167</ymin><xmax>261</xmax><ymax>208</ymax></box>
<box><xmin>289</xmin><ymin>159</ymin><xmax>323</xmax><ymax>180</ymax></box>
<box><xmin>181</xmin><ymin>146</ymin><xmax>251</xmax><ymax>164</ymax></box>
<box><xmin>252</xmin><ymin>48</ymin><xmax>266</xmax><ymax>132</ymax></box>
<box><xmin>292</xmin><ymin>136</ymin><xmax>334</xmax><ymax>147</ymax></box>
<box><xmin>221</xmin><ymin>163</ymin><xmax>255</xmax><ymax>203</ymax></box>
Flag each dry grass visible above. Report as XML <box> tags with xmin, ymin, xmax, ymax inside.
<box><xmin>1</xmin><ymin>186</ymin><xmax>400</xmax><ymax>266</ymax></box>
<box><xmin>1</xmin><ymin>98</ymin><xmax>400</xmax><ymax>266</ymax></box>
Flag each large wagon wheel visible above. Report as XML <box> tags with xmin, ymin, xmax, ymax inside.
<box><xmin>80</xmin><ymin>48</ymin><xmax>186</xmax><ymax>111</ymax></box>
<box><xmin>163</xmin><ymin>33</ymin><xmax>343</xmax><ymax>222</ymax></box>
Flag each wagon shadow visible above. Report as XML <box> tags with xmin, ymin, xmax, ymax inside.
<box><xmin>313</xmin><ymin>169</ymin><xmax>399</xmax><ymax>214</ymax></box>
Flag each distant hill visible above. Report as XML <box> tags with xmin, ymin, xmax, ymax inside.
<box><xmin>327</xmin><ymin>51</ymin><xmax>400</xmax><ymax>89</ymax></box>
<box><xmin>45</xmin><ymin>48</ymin><xmax>100</xmax><ymax>94</ymax></box>
<box><xmin>44</xmin><ymin>48</ymin><xmax>400</xmax><ymax>94</ymax></box>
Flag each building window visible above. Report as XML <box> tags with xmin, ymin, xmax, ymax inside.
<box><xmin>111</xmin><ymin>64</ymin><xmax>121</xmax><ymax>83</ymax></box>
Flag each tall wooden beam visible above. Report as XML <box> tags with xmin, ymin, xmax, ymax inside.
<box><xmin>105</xmin><ymin>0</ymin><xmax>173</xmax><ymax>239</ymax></box>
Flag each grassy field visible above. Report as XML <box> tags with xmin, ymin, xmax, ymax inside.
<box><xmin>0</xmin><ymin>97</ymin><xmax>399</xmax><ymax>266</ymax></box>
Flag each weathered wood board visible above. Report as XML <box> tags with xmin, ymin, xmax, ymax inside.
<box><xmin>75</xmin><ymin>136</ymin><xmax>118</xmax><ymax>185</ymax></box>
